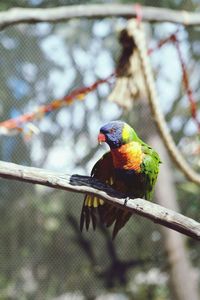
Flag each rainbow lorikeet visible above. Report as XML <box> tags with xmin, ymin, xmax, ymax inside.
<box><xmin>80</xmin><ymin>120</ymin><xmax>161</xmax><ymax>239</ymax></box>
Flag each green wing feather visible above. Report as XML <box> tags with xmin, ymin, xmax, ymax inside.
<box><xmin>141</xmin><ymin>143</ymin><xmax>161</xmax><ymax>200</ymax></box>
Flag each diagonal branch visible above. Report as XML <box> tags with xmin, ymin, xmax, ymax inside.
<box><xmin>0</xmin><ymin>160</ymin><xmax>199</xmax><ymax>241</ymax></box>
<box><xmin>128</xmin><ymin>20</ymin><xmax>200</xmax><ymax>185</ymax></box>
<box><xmin>0</xmin><ymin>5</ymin><xmax>200</xmax><ymax>30</ymax></box>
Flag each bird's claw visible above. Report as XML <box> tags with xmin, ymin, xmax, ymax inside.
<box><xmin>124</xmin><ymin>197</ymin><xmax>130</xmax><ymax>206</ymax></box>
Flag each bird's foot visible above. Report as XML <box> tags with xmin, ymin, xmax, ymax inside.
<box><xmin>124</xmin><ymin>197</ymin><xmax>130</xmax><ymax>206</ymax></box>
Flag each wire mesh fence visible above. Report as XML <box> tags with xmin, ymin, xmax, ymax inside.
<box><xmin>0</xmin><ymin>2</ymin><xmax>199</xmax><ymax>299</ymax></box>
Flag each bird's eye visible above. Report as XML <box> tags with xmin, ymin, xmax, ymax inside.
<box><xmin>109</xmin><ymin>128</ymin><xmax>115</xmax><ymax>134</ymax></box>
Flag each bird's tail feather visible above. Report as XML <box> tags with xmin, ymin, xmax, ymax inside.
<box><xmin>80</xmin><ymin>194</ymin><xmax>132</xmax><ymax>239</ymax></box>
<box><xmin>80</xmin><ymin>195</ymin><xmax>104</xmax><ymax>231</ymax></box>
<box><xmin>112</xmin><ymin>211</ymin><xmax>132</xmax><ymax>239</ymax></box>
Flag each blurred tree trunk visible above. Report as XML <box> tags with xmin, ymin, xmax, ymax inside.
<box><xmin>150</xmin><ymin>135</ymin><xmax>199</xmax><ymax>300</ymax></box>
<box><xmin>136</xmin><ymin>101</ymin><xmax>199</xmax><ymax>300</ymax></box>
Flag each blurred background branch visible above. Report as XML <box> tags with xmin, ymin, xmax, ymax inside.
<box><xmin>1</xmin><ymin>4</ymin><xmax>200</xmax><ymax>30</ymax></box>
<box><xmin>130</xmin><ymin>20</ymin><xmax>200</xmax><ymax>185</ymax></box>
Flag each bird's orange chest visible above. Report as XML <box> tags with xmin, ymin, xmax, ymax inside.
<box><xmin>111</xmin><ymin>142</ymin><xmax>143</xmax><ymax>172</ymax></box>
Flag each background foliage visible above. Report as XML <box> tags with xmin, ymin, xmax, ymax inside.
<box><xmin>0</xmin><ymin>0</ymin><xmax>199</xmax><ymax>299</ymax></box>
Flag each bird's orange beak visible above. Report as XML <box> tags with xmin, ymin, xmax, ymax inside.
<box><xmin>98</xmin><ymin>133</ymin><xmax>106</xmax><ymax>144</ymax></box>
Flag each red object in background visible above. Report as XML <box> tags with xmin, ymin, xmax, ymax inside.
<box><xmin>134</xmin><ymin>3</ymin><xmax>143</xmax><ymax>25</ymax></box>
<box><xmin>0</xmin><ymin>73</ymin><xmax>115</xmax><ymax>133</ymax></box>
<box><xmin>0</xmin><ymin>29</ymin><xmax>199</xmax><ymax>134</ymax></box>
<box><xmin>171</xmin><ymin>34</ymin><xmax>200</xmax><ymax>131</ymax></box>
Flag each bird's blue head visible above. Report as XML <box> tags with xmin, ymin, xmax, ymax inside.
<box><xmin>98</xmin><ymin>120</ymin><xmax>138</xmax><ymax>149</ymax></box>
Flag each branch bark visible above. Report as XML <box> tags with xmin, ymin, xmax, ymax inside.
<box><xmin>0</xmin><ymin>5</ymin><xmax>200</xmax><ymax>30</ymax></box>
<box><xmin>0</xmin><ymin>160</ymin><xmax>199</xmax><ymax>241</ymax></box>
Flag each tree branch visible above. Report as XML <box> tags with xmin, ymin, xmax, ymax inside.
<box><xmin>0</xmin><ymin>4</ymin><xmax>200</xmax><ymax>30</ymax></box>
<box><xmin>0</xmin><ymin>160</ymin><xmax>199</xmax><ymax>241</ymax></box>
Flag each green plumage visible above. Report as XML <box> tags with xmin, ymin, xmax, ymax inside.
<box><xmin>141</xmin><ymin>143</ymin><xmax>161</xmax><ymax>200</ymax></box>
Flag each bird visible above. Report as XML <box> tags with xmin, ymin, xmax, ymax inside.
<box><xmin>80</xmin><ymin>120</ymin><xmax>161</xmax><ymax>239</ymax></box>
